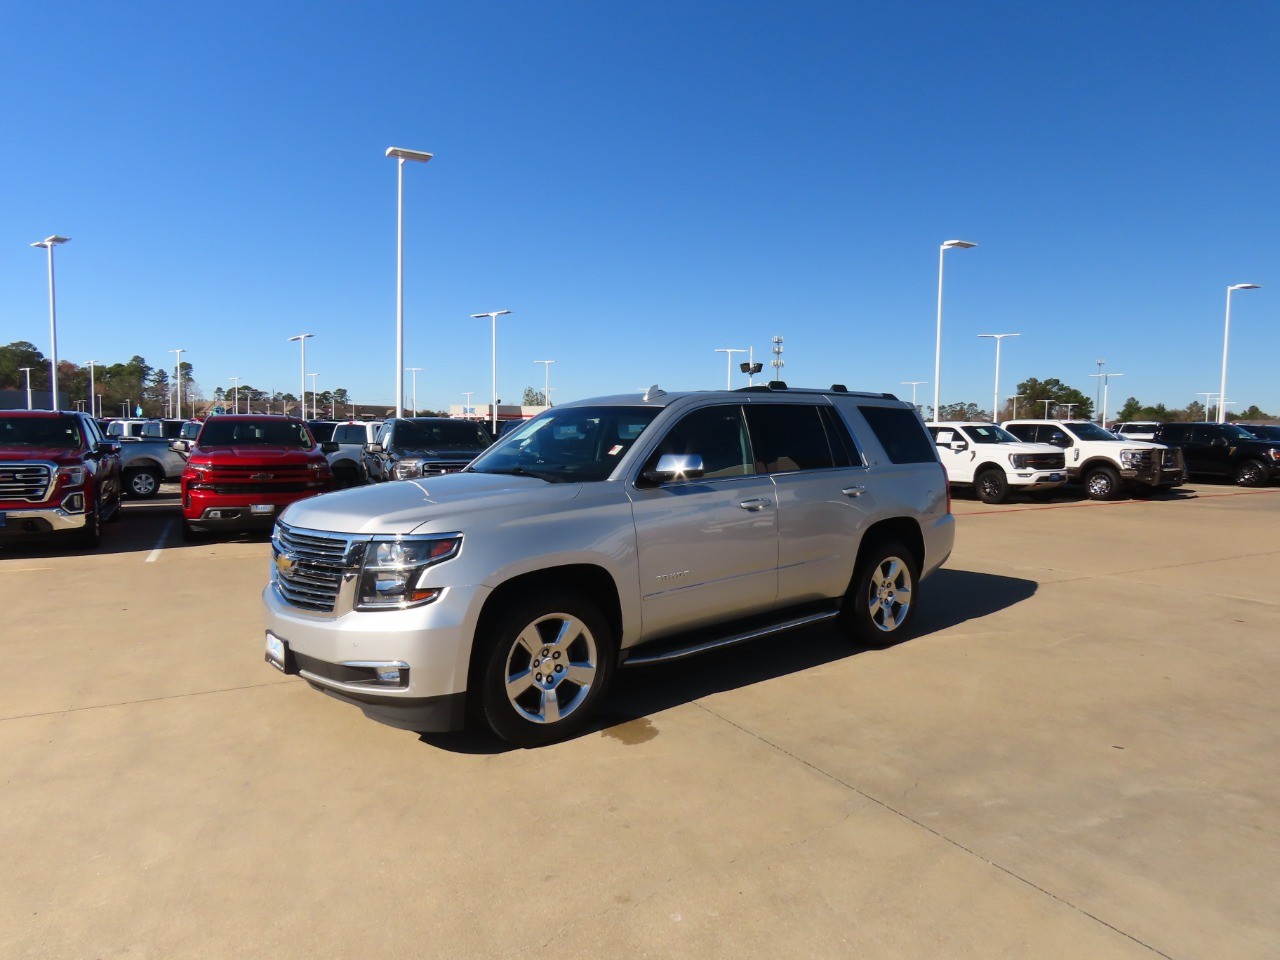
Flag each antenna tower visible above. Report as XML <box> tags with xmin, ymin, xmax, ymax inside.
<box><xmin>771</xmin><ymin>336</ymin><xmax>785</xmax><ymax>379</ymax></box>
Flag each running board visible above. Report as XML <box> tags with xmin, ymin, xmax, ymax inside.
<box><xmin>622</xmin><ymin>608</ymin><xmax>840</xmax><ymax>666</ymax></box>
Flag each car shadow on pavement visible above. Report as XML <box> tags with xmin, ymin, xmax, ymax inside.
<box><xmin>419</xmin><ymin>567</ymin><xmax>1038</xmax><ymax>754</ymax></box>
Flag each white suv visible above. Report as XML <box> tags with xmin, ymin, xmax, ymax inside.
<box><xmin>928</xmin><ymin>422</ymin><xmax>1066</xmax><ymax>503</ymax></box>
<box><xmin>263</xmin><ymin>385</ymin><xmax>955</xmax><ymax>746</ymax></box>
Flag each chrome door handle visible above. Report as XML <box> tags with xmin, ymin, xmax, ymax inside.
<box><xmin>841</xmin><ymin>486</ymin><xmax>866</xmax><ymax>498</ymax></box>
<box><xmin>738</xmin><ymin>498</ymin><xmax>771</xmax><ymax>511</ymax></box>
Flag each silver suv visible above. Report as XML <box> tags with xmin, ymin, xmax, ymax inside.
<box><xmin>262</xmin><ymin>385</ymin><xmax>955</xmax><ymax>746</ymax></box>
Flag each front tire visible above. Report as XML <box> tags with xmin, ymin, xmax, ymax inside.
<box><xmin>477</xmin><ymin>593</ymin><xmax>616</xmax><ymax>747</ymax></box>
<box><xmin>125</xmin><ymin>467</ymin><xmax>163</xmax><ymax>499</ymax></box>
<box><xmin>1235</xmin><ymin>460</ymin><xmax>1268</xmax><ymax>487</ymax></box>
<box><xmin>839</xmin><ymin>540</ymin><xmax>920</xmax><ymax>648</ymax></box>
<box><xmin>75</xmin><ymin>505</ymin><xmax>102</xmax><ymax>549</ymax></box>
<box><xmin>974</xmin><ymin>468</ymin><xmax>1009</xmax><ymax>504</ymax></box>
<box><xmin>1085</xmin><ymin>465</ymin><xmax>1122</xmax><ymax>500</ymax></box>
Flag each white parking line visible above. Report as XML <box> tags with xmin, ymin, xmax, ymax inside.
<box><xmin>145</xmin><ymin>520</ymin><xmax>175</xmax><ymax>563</ymax></box>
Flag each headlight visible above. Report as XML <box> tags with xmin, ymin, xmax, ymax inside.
<box><xmin>1119</xmin><ymin>449</ymin><xmax>1142</xmax><ymax>466</ymax></box>
<box><xmin>393</xmin><ymin>459</ymin><xmax>421</xmax><ymax>480</ymax></box>
<box><xmin>1267</xmin><ymin>448</ymin><xmax>1280</xmax><ymax>462</ymax></box>
<box><xmin>1009</xmin><ymin>454</ymin><xmax>1028</xmax><ymax>469</ymax></box>
<box><xmin>356</xmin><ymin>535</ymin><xmax>461</xmax><ymax>610</ymax></box>
<box><xmin>57</xmin><ymin>465</ymin><xmax>86</xmax><ymax>486</ymax></box>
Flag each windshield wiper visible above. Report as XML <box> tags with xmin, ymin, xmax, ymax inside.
<box><xmin>468</xmin><ymin>465</ymin><xmax>560</xmax><ymax>482</ymax></box>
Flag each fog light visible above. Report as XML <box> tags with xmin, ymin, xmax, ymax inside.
<box><xmin>376</xmin><ymin>666</ymin><xmax>402</xmax><ymax>684</ymax></box>
<box><xmin>62</xmin><ymin>492</ymin><xmax>85</xmax><ymax>512</ymax></box>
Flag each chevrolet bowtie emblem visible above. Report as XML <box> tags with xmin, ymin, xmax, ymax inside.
<box><xmin>276</xmin><ymin>553</ymin><xmax>298</xmax><ymax>579</ymax></box>
<box><xmin>251</xmin><ymin>472</ymin><xmax>273</xmax><ymax>481</ymax></box>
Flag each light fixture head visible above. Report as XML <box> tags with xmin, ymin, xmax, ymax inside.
<box><xmin>1228</xmin><ymin>283</ymin><xmax>1261</xmax><ymax>291</ymax></box>
<box><xmin>31</xmin><ymin>235</ymin><xmax>70</xmax><ymax>248</ymax></box>
<box><xmin>386</xmin><ymin>147</ymin><xmax>434</xmax><ymax>164</ymax></box>
<box><xmin>471</xmin><ymin>310</ymin><xmax>513</xmax><ymax>319</ymax></box>
<box><xmin>942</xmin><ymin>239</ymin><xmax>977</xmax><ymax>250</ymax></box>
<box><xmin>288</xmin><ymin>333</ymin><xmax>315</xmax><ymax>342</ymax></box>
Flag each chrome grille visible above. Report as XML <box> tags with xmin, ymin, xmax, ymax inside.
<box><xmin>419</xmin><ymin>462</ymin><xmax>467</xmax><ymax>477</ymax></box>
<box><xmin>0</xmin><ymin>462</ymin><xmax>53</xmax><ymax>502</ymax></box>
<box><xmin>271</xmin><ymin>523</ymin><xmax>364</xmax><ymax>613</ymax></box>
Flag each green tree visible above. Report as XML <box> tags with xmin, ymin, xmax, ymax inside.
<box><xmin>522</xmin><ymin>386</ymin><xmax>547</xmax><ymax>406</ymax></box>
<box><xmin>0</xmin><ymin>341</ymin><xmax>48</xmax><ymax>391</ymax></box>
<box><xmin>1015</xmin><ymin>377</ymin><xmax>1094</xmax><ymax>420</ymax></box>
<box><xmin>937</xmin><ymin>401</ymin><xmax>988</xmax><ymax>422</ymax></box>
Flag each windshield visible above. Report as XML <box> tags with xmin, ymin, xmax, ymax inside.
<box><xmin>467</xmin><ymin>406</ymin><xmax>661</xmax><ymax>482</ymax></box>
<box><xmin>198</xmin><ymin>420</ymin><xmax>313</xmax><ymax>448</ymax></box>
<box><xmin>961</xmin><ymin>424</ymin><xmax>1020</xmax><ymax>444</ymax></box>
<box><xmin>1064</xmin><ymin>421</ymin><xmax>1123</xmax><ymax>442</ymax></box>
<box><xmin>0</xmin><ymin>415</ymin><xmax>84</xmax><ymax>448</ymax></box>
<box><xmin>395</xmin><ymin>419</ymin><xmax>492</xmax><ymax>450</ymax></box>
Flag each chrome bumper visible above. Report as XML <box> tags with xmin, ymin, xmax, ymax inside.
<box><xmin>0</xmin><ymin>504</ymin><xmax>88</xmax><ymax>532</ymax></box>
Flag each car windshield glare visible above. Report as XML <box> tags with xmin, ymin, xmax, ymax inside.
<box><xmin>1065</xmin><ymin>421</ymin><xmax>1121</xmax><ymax>442</ymax></box>
<box><xmin>467</xmin><ymin>406</ymin><xmax>661</xmax><ymax>482</ymax></box>
<box><xmin>963</xmin><ymin>424</ymin><xmax>1020</xmax><ymax>444</ymax></box>
<box><xmin>0</xmin><ymin>416</ymin><xmax>82</xmax><ymax>448</ymax></box>
<box><xmin>198</xmin><ymin>420</ymin><xmax>312</xmax><ymax>447</ymax></box>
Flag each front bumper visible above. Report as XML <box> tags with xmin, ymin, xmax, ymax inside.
<box><xmin>261</xmin><ymin>578</ymin><xmax>489</xmax><ymax>732</ymax></box>
<box><xmin>1006</xmin><ymin>470</ymin><xmax>1067</xmax><ymax>489</ymax></box>
<box><xmin>0</xmin><ymin>502</ymin><xmax>88</xmax><ymax>538</ymax></box>
<box><xmin>184</xmin><ymin>488</ymin><xmax>326</xmax><ymax>529</ymax></box>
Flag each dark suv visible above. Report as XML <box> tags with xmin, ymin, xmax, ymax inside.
<box><xmin>363</xmin><ymin>417</ymin><xmax>493</xmax><ymax>482</ymax></box>
<box><xmin>1152</xmin><ymin>422</ymin><xmax>1280</xmax><ymax>486</ymax></box>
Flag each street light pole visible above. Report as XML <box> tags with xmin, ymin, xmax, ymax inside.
<box><xmin>1041</xmin><ymin>399</ymin><xmax>1053</xmax><ymax>419</ymax></box>
<box><xmin>463</xmin><ymin>392</ymin><xmax>474</xmax><ymax>420</ymax></box>
<box><xmin>1010</xmin><ymin>394</ymin><xmax>1024</xmax><ymax>420</ymax></box>
<box><xmin>1094</xmin><ymin>359</ymin><xmax>1106</xmax><ymax>423</ymax></box>
<box><xmin>900</xmin><ymin>381</ymin><xmax>927</xmax><ymax>411</ymax></box>
<box><xmin>86</xmin><ymin>361</ymin><xmax>100</xmax><ymax>418</ymax></box>
<box><xmin>471</xmin><ymin>310</ymin><xmax>512</xmax><ymax>434</ymax></box>
<box><xmin>386</xmin><ymin>146</ymin><xmax>434</xmax><ymax>420</ymax></box>
<box><xmin>1089</xmin><ymin>372</ymin><xmax>1124</xmax><ymax>429</ymax></box>
<box><xmin>229</xmin><ymin>377</ymin><xmax>241</xmax><ymax>415</ymax></box>
<box><xmin>308</xmin><ymin>373</ymin><xmax>321</xmax><ymax>421</ymax></box>
<box><xmin>977</xmin><ymin>333</ymin><xmax>1019</xmax><ymax>423</ymax></box>
<box><xmin>933</xmin><ymin>239</ymin><xmax>977</xmax><ymax>423</ymax></box>
<box><xmin>405</xmin><ymin>367</ymin><xmax>422</xmax><ymax>416</ymax></box>
<box><xmin>31</xmin><ymin>235</ymin><xmax>70</xmax><ymax>411</ymax></box>
<box><xmin>534</xmin><ymin>360</ymin><xmax>556</xmax><ymax>407</ymax></box>
<box><xmin>19</xmin><ymin>367</ymin><xmax>34</xmax><ymax>410</ymax></box>
<box><xmin>1197</xmin><ymin>392</ymin><xmax>1219</xmax><ymax>420</ymax></box>
<box><xmin>714</xmin><ymin>348</ymin><xmax>745</xmax><ymax>390</ymax></box>
<box><xmin>1218</xmin><ymin>283</ymin><xmax>1261</xmax><ymax>423</ymax></box>
<box><xmin>287</xmin><ymin>334</ymin><xmax>313</xmax><ymax>419</ymax></box>
<box><xmin>169</xmin><ymin>348</ymin><xmax>185</xmax><ymax>420</ymax></box>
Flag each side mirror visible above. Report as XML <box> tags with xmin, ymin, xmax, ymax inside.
<box><xmin>95</xmin><ymin>441</ymin><xmax>119</xmax><ymax>456</ymax></box>
<box><xmin>641</xmin><ymin>453</ymin><xmax>705</xmax><ymax>485</ymax></box>
<box><xmin>949</xmin><ymin>440</ymin><xmax>968</xmax><ymax>452</ymax></box>
<box><xmin>365</xmin><ymin>442</ymin><xmax>384</xmax><ymax>454</ymax></box>
<box><xmin>320</xmin><ymin>441</ymin><xmax>339</xmax><ymax>454</ymax></box>
<box><xmin>171</xmin><ymin>439</ymin><xmax>190</xmax><ymax>453</ymax></box>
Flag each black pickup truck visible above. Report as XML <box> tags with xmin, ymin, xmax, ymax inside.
<box><xmin>1152</xmin><ymin>422</ymin><xmax>1280</xmax><ymax>487</ymax></box>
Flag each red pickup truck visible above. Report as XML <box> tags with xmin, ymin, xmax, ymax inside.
<box><xmin>0</xmin><ymin>410</ymin><xmax>123</xmax><ymax>549</ymax></box>
<box><xmin>179</xmin><ymin>415</ymin><xmax>335</xmax><ymax>540</ymax></box>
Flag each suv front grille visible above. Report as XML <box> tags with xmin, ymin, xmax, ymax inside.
<box><xmin>1023</xmin><ymin>453</ymin><xmax>1065</xmax><ymax>470</ymax></box>
<box><xmin>0</xmin><ymin>463</ymin><xmax>53</xmax><ymax>502</ymax></box>
<box><xmin>1128</xmin><ymin>450</ymin><xmax>1155</xmax><ymax>468</ymax></box>
<box><xmin>271</xmin><ymin>523</ymin><xmax>365</xmax><ymax>613</ymax></box>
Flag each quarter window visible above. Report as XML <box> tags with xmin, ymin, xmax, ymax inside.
<box><xmin>857</xmin><ymin>406</ymin><xmax>936</xmax><ymax>464</ymax></box>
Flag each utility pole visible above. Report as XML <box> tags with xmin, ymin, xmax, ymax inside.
<box><xmin>770</xmin><ymin>336</ymin><xmax>784</xmax><ymax>381</ymax></box>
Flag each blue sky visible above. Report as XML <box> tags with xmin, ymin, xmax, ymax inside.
<box><xmin>2</xmin><ymin>1</ymin><xmax>1276</xmax><ymax>417</ymax></box>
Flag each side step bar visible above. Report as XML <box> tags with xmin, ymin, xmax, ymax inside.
<box><xmin>622</xmin><ymin>609</ymin><xmax>840</xmax><ymax>667</ymax></box>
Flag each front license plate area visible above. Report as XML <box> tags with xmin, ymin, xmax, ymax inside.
<box><xmin>251</xmin><ymin>504</ymin><xmax>274</xmax><ymax>516</ymax></box>
<box><xmin>265</xmin><ymin>632</ymin><xmax>287</xmax><ymax>671</ymax></box>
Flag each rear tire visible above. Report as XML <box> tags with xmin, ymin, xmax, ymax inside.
<box><xmin>1084</xmin><ymin>465</ymin><xmax>1122</xmax><ymax>501</ymax></box>
<box><xmin>477</xmin><ymin>593</ymin><xmax>616</xmax><ymax>747</ymax></box>
<box><xmin>839</xmin><ymin>539</ymin><xmax>920</xmax><ymax>648</ymax></box>
<box><xmin>974</xmin><ymin>468</ymin><xmax>1009</xmax><ymax>504</ymax></box>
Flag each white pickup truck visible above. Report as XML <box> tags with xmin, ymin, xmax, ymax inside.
<box><xmin>1002</xmin><ymin>419</ymin><xmax>1184</xmax><ymax>500</ymax></box>
<box><xmin>927</xmin><ymin>422</ymin><xmax>1067</xmax><ymax>503</ymax></box>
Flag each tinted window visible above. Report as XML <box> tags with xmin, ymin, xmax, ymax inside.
<box><xmin>857</xmin><ymin>406</ymin><xmax>936</xmax><ymax>464</ymax></box>
<box><xmin>648</xmin><ymin>405</ymin><xmax>753</xmax><ymax>479</ymax></box>
<box><xmin>0</xmin><ymin>415</ymin><xmax>84</xmax><ymax>448</ymax></box>
<box><xmin>307</xmin><ymin>422</ymin><xmax>338</xmax><ymax>442</ymax></box>
<box><xmin>333</xmin><ymin>425</ymin><xmax>369</xmax><ymax>443</ymax></box>
<box><xmin>1004</xmin><ymin>424</ymin><xmax>1037</xmax><ymax>442</ymax></box>
<box><xmin>198</xmin><ymin>420</ymin><xmax>313</xmax><ymax>448</ymax></box>
<box><xmin>1159</xmin><ymin>424</ymin><xmax>1189</xmax><ymax>443</ymax></box>
<box><xmin>744</xmin><ymin>404</ymin><xmax>835</xmax><ymax>472</ymax></box>
<box><xmin>819</xmin><ymin>406</ymin><xmax>859</xmax><ymax>467</ymax></box>
<box><xmin>394</xmin><ymin>419</ymin><xmax>492</xmax><ymax>450</ymax></box>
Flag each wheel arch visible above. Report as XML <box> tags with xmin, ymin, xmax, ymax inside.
<box><xmin>854</xmin><ymin>518</ymin><xmax>925</xmax><ymax>580</ymax></box>
<box><xmin>125</xmin><ymin>457</ymin><xmax>163</xmax><ymax>472</ymax></box>
<box><xmin>1079</xmin><ymin>457</ymin><xmax>1120</xmax><ymax>476</ymax></box>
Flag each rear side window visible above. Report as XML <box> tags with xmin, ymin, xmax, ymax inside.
<box><xmin>857</xmin><ymin>406</ymin><xmax>936</xmax><ymax>464</ymax></box>
<box><xmin>1160</xmin><ymin>424</ymin><xmax>1188</xmax><ymax>443</ymax></box>
<box><xmin>744</xmin><ymin>405</ymin><xmax>835</xmax><ymax>472</ymax></box>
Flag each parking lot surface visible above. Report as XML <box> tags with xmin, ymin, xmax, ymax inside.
<box><xmin>2</xmin><ymin>483</ymin><xmax>1278</xmax><ymax>959</ymax></box>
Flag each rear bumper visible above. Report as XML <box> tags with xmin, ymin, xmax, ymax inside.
<box><xmin>183</xmin><ymin>488</ymin><xmax>327</xmax><ymax>528</ymax></box>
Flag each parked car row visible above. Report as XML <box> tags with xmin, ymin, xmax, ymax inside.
<box><xmin>1111</xmin><ymin>421</ymin><xmax>1280</xmax><ymax>487</ymax></box>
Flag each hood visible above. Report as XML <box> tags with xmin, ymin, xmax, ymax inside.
<box><xmin>278</xmin><ymin>471</ymin><xmax>581</xmax><ymax>535</ymax></box>
<box><xmin>191</xmin><ymin>445</ymin><xmax>323</xmax><ymax>467</ymax></box>
<box><xmin>0</xmin><ymin>445</ymin><xmax>84</xmax><ymax>464</ymax></box>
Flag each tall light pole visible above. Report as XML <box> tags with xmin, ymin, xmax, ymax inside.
<box><xmin>534</xmin><ymin>360</ymin><xmax>556</xmax><ymax>407</ymax></box>
<box><xmin>308</xmin><ymin>373</ymin><xmax>321</xmax><ymax>421</ymax></box>
<box><xmin>86</xmin><ymin>361</ymin><xmax>100</xmax><ymax>418</ymax></box>
<box><xmin>463</xmin><ymin>391</ymin><xmax>474</xmax><ymax>419</ymax></box>
<box><xmin>31</xmin><ymin>235</ymin><xmax>70</xmax><ymax>410</ymax></box>
<box><xmin>933</xmin><ymin>239</ymin><xmax>977</xmax><ymax>423</ymax></box>
<box><xmin>1094</xmin><ymin>359</ymin><xmax>1106</xmax><ymax>423</ymax></box>
<box><xmin>1062</xmin><ymin>403</ymin><xmax>1079</xmax><ymax>418</ymax></box>
<box><xmin>386</xmin><ymin>146</ymin><xmax>434</xmax><ymax>419</ymax></box>
<box><xmin>471</xmin><ymin>310</ymin><xmax>512</xmax><ymax>433</ymax></box>
<box><xmin>287</xmin><ymin>334</ymin><xmax>313</xmax><ymax>419</ymax></box>
<box><xmin>1218</xmin><ymin>283</ymin><xmax>1261</xmax><ymax>423</ymax></box>
<box><xmin>19</xmin><ymin>367</ymin><xmax>34</xmax><ymax>410</ymax></box>
<box><xmin>405</xmin><ymin>367</ymin><xmax>422</xmax><ymax>416</ymax></box>
<box><xmin>977</xmin><ymin>333</ymin><xmax>1019</xmax><ymax>423</ymax></box>
<box><xmin>1197</xmin><ymin>392</ymin><xmax>1219</xmax><ymax>421</ymax></box>
<box><xmin>900</xmin><ymin>381</ymin><xmax>927</xmax><ymax>411</ymax></box>
<box><xmin>168</xmin><ymin>348</ymin><xmax>185</xmax><ymax>420</ymax></box>
<box><xmin>1041</xmin><ymin>399</ymin><xmax>1053</xmax><ymax>419</ymax></box>
<box><xmin>714</xmin><ymin>348</ymin><xmax>745</xmax><ymax>390</ymax></box>
<box><xmin>229</xmin><ymin>377</ymin><xmax>241</xmax><ymax>414</ymax></box>
<box><xmin>1089</xmin><ymin>372</ymin><xmax>1124</xmax><ymax>429</ymax></box>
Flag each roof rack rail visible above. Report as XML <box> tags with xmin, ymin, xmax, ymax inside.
<box><xmin>768</xmin><ymin>380</ymin><xmax>788</xmax><ymax>390</ymax></box>
<box><xmin>830</xmin><ymin>384</ymin><xmax>847</xmax><ymax>392</ymax></box>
